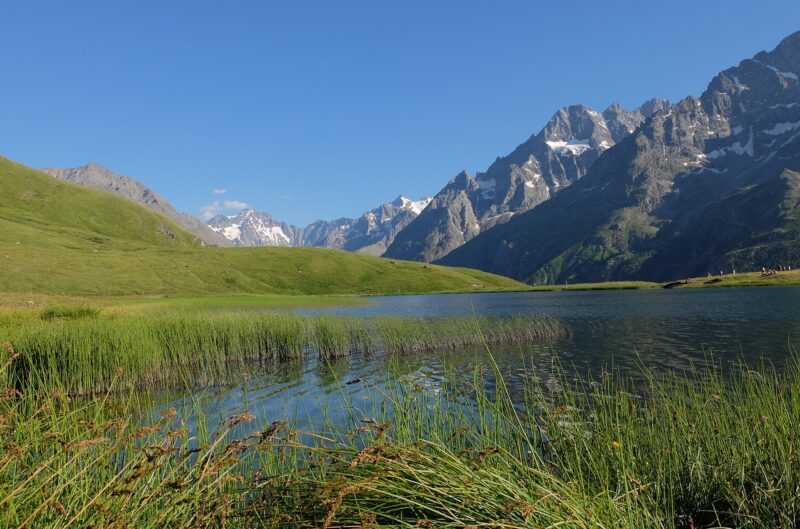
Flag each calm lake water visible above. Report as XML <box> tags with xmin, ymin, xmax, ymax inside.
<box><xmin>162</xmin><ymin>287</ymin><xmax>800</xmax><ymax>432</ymax></box>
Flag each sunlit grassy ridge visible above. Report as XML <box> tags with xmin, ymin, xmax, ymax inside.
<box><xmin>674</xmin><ymin>269</ymin><xmax>800</xmax><ymax>288</ymax></box>
<box><xmin>529</xmin><ymin>280</ymin><xmax>661</xmax><ymax>291</ymax></box>
<box><xmin>518</xmin><ymin>271</ymin><xmax>800</xmax><ymax>291</ymax></box>
<box><xmin>0</xmin><ymin>156</ymin><xmax>199</xmax><ymax>250</ymax></box>
<box><xmin>0</xmin><ymin>156</ymin><xmax>525</xmax><ymax>296</ymax></box>
<box><xmin>1</xmin><ymin>243</ymin><xmax>524</xmax><ymax>296</ymax></box>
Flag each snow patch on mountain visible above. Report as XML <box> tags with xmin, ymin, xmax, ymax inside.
<box><xmin>753</xmin><ymin>59</ymin><xmax>799</xmax><ymax>81</ymax></box>
<box><xmin>220</xmin><ymin>224</ymin><xmax>241</xmax><ymax>240</ymax></box>
<box><xmin>764</xmin><ymin>121</ymin><xmax>800</xmax><ymax>136</ymax></box>
<box><xmin>707</xmin><ymin>129</ymin><xmax>754</xmax><ymax>159</ymax></box>
<box><xmin>409</xmin><ymin>197</ymin><xmax>432</xmax><ymax>215</ymax></box>
<box><xmin>397</xmin><ymin>196</ymin><xmax>432</xmax><ymax>215</ymax></box>
<box><xmin>546</xmin><ymin>139</ymin><xmax>593</xmax><ymax>156</ymax></box>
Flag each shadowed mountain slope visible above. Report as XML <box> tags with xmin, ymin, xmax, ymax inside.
<box><xmin>440</xmin><ymin>31</ymin><xmax>800</xmax><ymax>283</ymax></box>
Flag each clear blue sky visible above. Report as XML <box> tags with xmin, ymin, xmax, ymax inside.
<box><xmin>2</xmin><ymin>1</ymin><xmax>798</xmax><ymax>225</ymax></box>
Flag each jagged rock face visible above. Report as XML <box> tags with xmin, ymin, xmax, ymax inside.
<box><xmin>384</xmin><ymin>100</ymin><xmax>668</xmax><ymax>263</ymax></box>
<box><xmin>41</xmin><ymin>163</ymin><xmax>230</xmax><ymax>246</ymax></box>
<box><xmin>208</xmin><ymin>196</ymin><xmax>431</xmax><ymax>255</ymax></box>
<box><xmin>440</xmin><ymin>31</ymin><xmax>800</xmax><ymax>283</ymax></box>
<box><xmin>331</xmin><ymin>196</ymin><xmax>432</xmax><ymax>255</ymax></box>
<box><xmin>301</xmin><ymin>218</ymin><xmax>354</xmax><ymax>249</ymax></box>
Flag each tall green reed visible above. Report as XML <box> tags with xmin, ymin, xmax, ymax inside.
<box><xmin>2</xmin><ymin>350</ymin><xmax>799</xmax><ymax>527</ymax></box>
<box><xmin>2</xmin><ymin>313</ymin><xmax>563</xmax><ymax>395</ymax></box>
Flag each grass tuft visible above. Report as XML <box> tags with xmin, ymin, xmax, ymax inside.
<box><xmin>39</xmin><ymin>306</ymin><xmax>100</xmax><ymax>321</ymax></box>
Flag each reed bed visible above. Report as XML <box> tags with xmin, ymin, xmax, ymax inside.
<box><xmin>1</xmin><ymin>312</ymin><xmax>563</xmax><ymax>394</ymax></box>
<box><xmin>1</xmin><ymin>355</ymin><xmax>798</xmax><ymax>528</ymax></box>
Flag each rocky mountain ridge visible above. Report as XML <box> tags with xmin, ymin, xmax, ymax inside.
<box><xmin>383</xmin><ymin>99</ymin><xmax>669</xmax><ymax>262</ymax></box>
<box><xmin>439</xmin><ymin>30</ymin><xmax>800</xmax><ymax>283</ymax></box>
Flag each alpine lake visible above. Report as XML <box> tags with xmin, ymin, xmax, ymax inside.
<box><xmin>156</xmin><ymin>286</ymin><xmax>800</xmax><ymax>434</ymax></box>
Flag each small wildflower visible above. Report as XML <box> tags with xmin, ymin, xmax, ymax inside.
<box><xmin>64</xmin><ymin>437</ymin><xmax>109</xmax><ymax>451</ymax></box>
<box><xmin>360</xmin><ymin>512</ymin><xmax>377</xmax><ymax>528</ymax></box>
<box><xmin>53</xmin><ymin>500</ymin><xmax>67</xmax><ymax>515</ymax></box>
<box><xmin>477</xmin><ymin>446</ymin><xmax>500</xmax><ymax>462</ymax></box>
<box><xmin>135</xmin><ymin>425</ymin><xmax>161</xmax><ymax>438</ymax></box>
<box><xmin>167</xmin><ymin>427</ymin><xmax>189</xmax><ymax>439</ymax></box>
<box><xmin>611</xmin><ymin>440</ymin><xmax>622</xmax><ymax>450</ymax></box>
<box><xmin>350</xmin><ymin>446</ymin><xmax>383</xmax><ymax>468</ymax></box>
<box><xmin>257</xmin><ymin>420</ymin><xmax>287</xmax><ymax>442</ymax></box>
<box><xmin>227</xmin><ymin>411</ymin><xmax>255</xmax><ymax>428</ymax></box>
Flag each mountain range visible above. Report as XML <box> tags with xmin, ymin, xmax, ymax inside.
<box><xmin>207</xmin><ymin>195</ymin><xmax>431</xmax><ymax>255</ymax></box>
<box><xmin>201</xmin><ymin>99</ymin><xmax>671</xmax><ymax>259</ymax></box>
<box><xmin>37</xmin><ymin>30</ymin><xmax>800</xmax><ymax>284</ymax></box>
<box><xmin>383</xmin><ymin>99</ymin><xmax>669</xmax><ymax>262</ymax></box>
<box><xmin>38</xmin><ymin>161</ymin><xmax>432</xmax><ymax>255</ymax></box>
<box><xmin>440</xmin><ymin>30</ymin><xmax>800</xmax><ymax>283</ymax></box>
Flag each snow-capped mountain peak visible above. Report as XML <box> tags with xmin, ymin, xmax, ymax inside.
<box><xmin>207</xmin><ymin>209</ymin><xmax>300</xmax><ymax>247</ymax></box>
<box><xmin>206</xmin><ymin>194</ymin><xmax>432</xmax><ymax>254</ymax></box>
<box><xmin>393</xmin><ymin>195</ymin><xmax>433</xmax><ymax>215</ymax></box>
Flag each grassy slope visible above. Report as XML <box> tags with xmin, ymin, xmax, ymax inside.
<box><xmin>528</xmin><ymin>280</ymin><xmax>661</xmax><ymax>291</ymax></box>
<box><xmin>674</xmin><ymin>269</ymin><xmax>800</xmax><ymax>289</ymax></box>
<box><xmin>0</xmin><ymin>157</ymin><xmax>200</xmax><ymax>250</ymax></box>
<box><xmin>0</xmin><ymin>156</ymin><xmax>525</xmax><ymax>297</ymax></box>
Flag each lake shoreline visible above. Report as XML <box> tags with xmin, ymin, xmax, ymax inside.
<box><xmin>528</xmin><ymin>269</ymin><xmax>800</xmax><ymax>292</ymax></box>
<box><xmin>5</xmin><ymin>268</ymin><xmax>800</xmax><ymax>314</ymax></box>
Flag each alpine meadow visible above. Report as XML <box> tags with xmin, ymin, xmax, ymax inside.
<box><xmin>2</xmin><ymin>5</ymin><xmax>800</xmax><ymax>529</ymax></box>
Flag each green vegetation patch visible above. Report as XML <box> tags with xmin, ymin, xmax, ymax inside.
<box><xmin>529</xmin><ymin>280</ymin><xmax>661</xmax><ymax>291</ymax></box>
<box><xmin>674</xmin><ymin>269</ymin><xmax>800</xmax><ymax>289</ymax></box>
<box><xmin>1</xmin><ymin>355</ymin><xmax>798</xmax><ymax>528</ymax></box>
<box><xmin>39</xmin><ymin>306</ymin><xmax>100</xmax><ymax>321</ymax></box>
<box><xmin>1</xmin><ymin>313</ymin><xmax>563</xmax><ymax>394</ymax></box>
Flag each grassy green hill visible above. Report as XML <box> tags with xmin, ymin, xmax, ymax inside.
<box><xmin>0</xmin><ymin>156</ymin><xmax>200</xmax><ymax>251</ymax></box>
<box><xmin>0</xmin><ymin>156</ymin><xmax>525</xmax><ymax>296</ymax></box>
